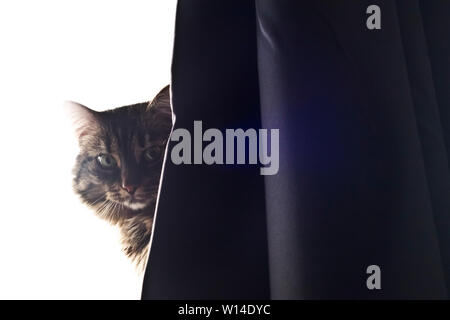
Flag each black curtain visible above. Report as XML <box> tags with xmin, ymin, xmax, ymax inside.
<box><xmin>142</xmin><ymin>0</ymin><xmax>450</xmax><ymax>299</ymax></box>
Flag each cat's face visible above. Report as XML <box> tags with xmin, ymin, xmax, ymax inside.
<box><xmin>67</xmin><ymin>86</ymin><xmax>172</xmax><ymax>222</ymax></box>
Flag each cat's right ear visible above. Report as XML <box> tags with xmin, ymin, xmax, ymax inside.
<box><xmin>64</xmin><ymin>101</ymin><xmax>99</xmax><ymax>139</ymax></box>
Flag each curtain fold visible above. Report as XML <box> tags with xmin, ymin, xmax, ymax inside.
<box><xmin>142</xmin><ymin>0</ymin><xmax>450</xmax><ymax>299</ymax></box>
<box><xmin>418</xmin><ymin>0</ymin><xmax>450</xmax><ymax>293</ymax></box>
<box><xmin>142</xmin><ymin>0</ymin><xmax>270</xmax><ymax>299</ymax></box>
<box><xmin>397</xmin><ymin>0</ymin><xmax>450</xmax><ymax>295</ymax></box>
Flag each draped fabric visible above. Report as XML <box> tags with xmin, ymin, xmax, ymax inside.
<box><xmin>142</xmin><ymin>0</ymin><xmax>450</xmax><ymax>299</ymax></box>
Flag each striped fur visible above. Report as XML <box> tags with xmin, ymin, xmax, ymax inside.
<box><xmin>68</xmin><ymin>86</ymin><xmax>172</xmax><ymax>271</ymax></box>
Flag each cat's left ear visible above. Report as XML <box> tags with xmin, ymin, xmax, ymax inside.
<box><xmin>146</xmin><ymin>85</ymin><xmax>171</xmax><ymax>113</ymax></box>
<box><xmin>64</xmin><ymin>101</ymin><xmax>100</xmax><ymax>139</ymax></box>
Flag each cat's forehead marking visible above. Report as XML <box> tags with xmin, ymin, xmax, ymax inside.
<box><xmin>108</xmin><ymin>128</ymin><xmax>142</xmax><ymax>165</ymax></box>
<box><xmin>107</xmin><ymin>133</ymin><xmax>122</xmax><ymax>167</ymax></box>
<box><xmin>132</xmin><ymin>134</ymin><xmax>142</xmax><ymax>163</ymax></box>
<box><xmin>145</xmin><ymin>133</ymin><xmax>151</xmax><ymax>145</ymax></box>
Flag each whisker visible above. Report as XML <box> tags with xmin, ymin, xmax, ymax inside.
<box><xmin>90</xmin><ymin>195</ymin><xmax>105</xmax><ymax>206</ymax></box>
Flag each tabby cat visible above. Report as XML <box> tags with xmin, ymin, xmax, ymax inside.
<box><xmin>66</xmin><ymin>85</ymin><xmax>172</xmax><ymax>270</ymax></box>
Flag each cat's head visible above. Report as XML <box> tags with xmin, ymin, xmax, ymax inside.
<box><xmin>66</xmin><ymin>85</ymin><xmax>172</xmax><ymax>223</ymax></box>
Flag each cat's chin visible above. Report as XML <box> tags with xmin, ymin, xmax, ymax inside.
<box><xmin>123</xmin><ymin>200</ymin><xmax>149</xmax><ymax>211</ymax></box>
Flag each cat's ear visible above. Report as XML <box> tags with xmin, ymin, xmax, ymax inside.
<box><xmin>146</xmin><ymin>85</ymin><xmax>171</xmax><ymax>113</ymax></box>
<box><xmin>64</xmin><ymin>101</ymin><xmax>99</xmax><ymax>139</ymax></box>
<box><xmin>144</xmin><ymin>85</ymin><xmax>173</xmax><ymax>135</ymax></box>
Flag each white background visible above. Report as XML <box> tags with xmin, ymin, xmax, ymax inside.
<box><xmin>0</xmin><ymin>0</ymin><xmax>176</xmax><ymax>299</ymax></box>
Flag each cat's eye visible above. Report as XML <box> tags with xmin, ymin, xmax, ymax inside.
<box><xmin>143</xmin><ymin>146</ymin><xmax>162</xmax><ymax>163</ymax></box>
<box><xmin>97</xmin><ymin>154</ymin><xmax>117</xmax><ymax>169</ymax></box>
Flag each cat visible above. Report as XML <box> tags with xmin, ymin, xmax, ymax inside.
<box><xmin>66</xmin><ymin>85</ymin><xmax>172</xmax><ymax>271</ymax></box>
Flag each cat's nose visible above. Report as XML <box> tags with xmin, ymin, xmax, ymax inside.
<box><xmin>122</xmin><ymin>184</ymin><xmax>137</xmax><ymax>195</ymax></box>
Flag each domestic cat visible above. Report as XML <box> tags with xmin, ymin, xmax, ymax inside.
<box><xmin>66</xmin><ymin>85</ymin><xmax>172</xmax><ymax>271</ymax></box>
